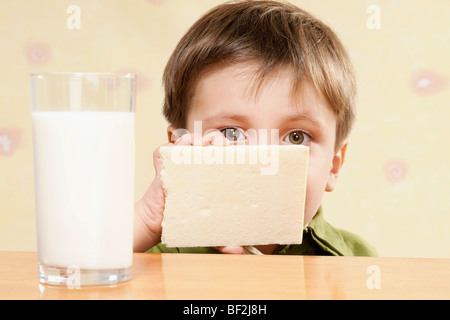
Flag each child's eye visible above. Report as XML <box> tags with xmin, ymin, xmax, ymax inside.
<box><xmin>283</xmin><ymin>130</ymin><xmax>311</xmax><ymax>145</ymax></box>
<box><xmin>219</xmin><ymin>127</ymin><xmax>246</xmax><ymax>142</ymax></box>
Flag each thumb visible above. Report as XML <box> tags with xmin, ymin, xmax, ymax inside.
<box><xmin>215</xmin><ymin>246</ymin><xmax>244</xmax><ymax>254</ymax></box>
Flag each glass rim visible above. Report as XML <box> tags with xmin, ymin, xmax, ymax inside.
<box><xmin>30</xmin><ymin>72</ymin><xmax>136</xmax><ymax>79</ymax></box>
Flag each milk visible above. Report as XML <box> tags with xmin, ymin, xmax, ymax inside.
<box><xmin>32</xmin><ymin>111</ymin><xmax>135</xmax><ymax>270</ymax></box>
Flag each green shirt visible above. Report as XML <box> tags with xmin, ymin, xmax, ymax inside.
<box><xmin>146</xmin><ymin>206</ymin><xmax>378</xmax><ymax>256</ymax></box>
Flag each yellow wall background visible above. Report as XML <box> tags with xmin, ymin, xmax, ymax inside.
<box><xmin>0</xmin><ymin>0</ymin><xmax>448</xmax><ymax>258</ymax></box>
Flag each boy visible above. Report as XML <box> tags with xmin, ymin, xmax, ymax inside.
<box><xmin>134</xmin><ymin>0</ymin><xmax>377</xmax><ymax>256</ymax></box>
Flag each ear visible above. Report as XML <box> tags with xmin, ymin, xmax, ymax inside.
<box><xmin>167</xmin><ymin>125</ymin><xmax>191</xmax><ymax>143</ymax></box>
<box><xmin>325</xmin><ymin>141</ymin><xmax>348</xmax><ymax>192</ymax></box>
<box><xmin>167</xmin><ymin>124</ymin><xmax>177</xmax><ymax>143</ymax></box>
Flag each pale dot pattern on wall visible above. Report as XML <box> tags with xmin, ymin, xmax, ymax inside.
<box><xmin>383</xmin><ymin>160</ymin><xmax>408</xmax><ymax>184</ymax></box>
<box><xmin>410</xmin><ymin>69</ymin><xmax>448</xmax><ymax>95</ymax></box>
<box><xmin>0</xmin><ymin>0</ymin><xmax>447</xmax><ymax>257</ymax></box>
<box><xmin>25</xmin><ymin>42</ymin><xmax>52</xmax><ymax>64</ymax></box>
<box><xmin>0</xmin><ymin>127</ymin><xmax>22</xmax><ymax>156</ymax></box>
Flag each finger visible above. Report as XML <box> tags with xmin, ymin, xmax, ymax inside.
<box><xmin>204</xmin><ymin>130</ymin><xmax>231</xmax><ymax>146</ymax></box>
<box><xmin>174</xmin><ymin>133</ymin><xmax>193</xmax><ymax>145</ymax></box>
<box><xmin>215</xmin><ymin>246</ymin><xmax>244</xmax><ymax>254</ymax></box>
<box><xmin>153</xmin><ymin>143</ymin><xmax>173</xmax><ymax>174</ymax></box>
<box><xmin>174</xmin><ymin>132</ymin><xmax>207</xmax><ymax>146</ymax></box>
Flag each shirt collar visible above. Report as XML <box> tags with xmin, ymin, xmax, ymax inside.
<box><xmin>305</xmin><ymin>206</ymin><xmax>352</xmax><ymax>256</ymax></box>
<box><xmin>276</xmin><ymin>206</ymin><xmax>352</xmax><ymax>256</ymax></box>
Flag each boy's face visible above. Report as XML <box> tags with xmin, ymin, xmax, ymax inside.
<box><xmin>170</xmin><ymin>63</ymin><xmax>347</xmax><ymax>225</ymax></box>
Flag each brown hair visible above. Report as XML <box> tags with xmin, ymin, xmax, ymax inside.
<box><xmin>162</xmin><ymin>0</ymin><xmax>356</xmax><ymax>148</ymax></box>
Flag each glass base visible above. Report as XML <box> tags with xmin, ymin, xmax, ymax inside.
<box><xmin>39</xmin><ymin>264</ymin><xmax>131</xmax><ymax>287</ymax></box>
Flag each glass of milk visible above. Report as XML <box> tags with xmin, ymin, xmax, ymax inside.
<box><xmin>30</xmin><ymin>73</ymin><xmax>135</xmax><ymax>286</ymax></box>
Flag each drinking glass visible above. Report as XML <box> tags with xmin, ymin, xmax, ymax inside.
<box><xmin>30</xmin><ymin>73</ymin><xmax>136</xmax><ymax>286</ymax></box>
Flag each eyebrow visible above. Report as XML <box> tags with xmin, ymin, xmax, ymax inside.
<box><xmin>201</xmin><ymin>114</ymin><xmax>251</xmax><ymax>125</ymax></box>
<box><xmin>201</xmin><ymin>113</ymin><xmax>325</xmax><ymax>129</ymax></box>
<box><xmin>281</xmin><ymin>114</ymin><xmax>325</xmax><ymax>128</ymax></box>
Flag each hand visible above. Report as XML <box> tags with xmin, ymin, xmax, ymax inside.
<box><xmin>133</xmin><ymin>130</ymin><xmax>244</xmax><ymax>254</ymax></box>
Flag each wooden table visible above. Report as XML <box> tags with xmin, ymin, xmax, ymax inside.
<box><xmin>0</xmin><ymin>252</ymin><xmax>449</xmax><ymax>300</ymax></box>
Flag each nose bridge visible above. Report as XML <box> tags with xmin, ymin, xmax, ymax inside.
<box><xmin>244</xmin><ymin>127</ymin><xmax>280</xmax><ymax>145</ymax></box>
<box><xmin>236</xmin><ymin>103</ymin><xmax>282</xmax><ymax>145</ymax></box>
